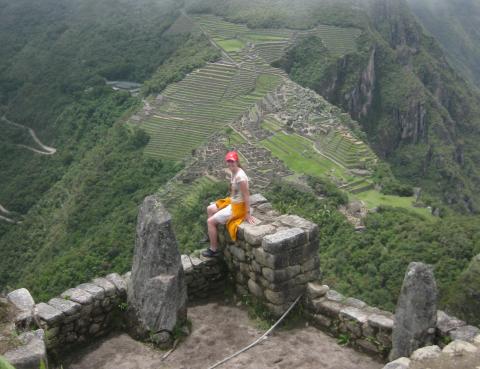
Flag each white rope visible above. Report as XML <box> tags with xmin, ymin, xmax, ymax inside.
<box><xmin>205</xmin><ymin>294</ymin><xmax>303</xmax><ymax>369</ymax></box>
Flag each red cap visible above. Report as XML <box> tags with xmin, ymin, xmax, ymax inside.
<box><xmin>225</xmin><ymin>151</ymin><xmax>239</xmax><ymax>162</ymax></box>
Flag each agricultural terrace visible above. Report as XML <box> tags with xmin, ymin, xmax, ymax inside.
<box><xmin>296</xmin><ymin>25</ymin><xmax>361</xmax><ymax>56</ymax></box>
<box><xmin>260</xmin><ymin>116</ymin><xmax>374</xmax><ymax>194</ymax></box>
<box><xmin>134</xmin><ymin>62</ymin><xmax>283</xmax><ymax>160</ymax></box>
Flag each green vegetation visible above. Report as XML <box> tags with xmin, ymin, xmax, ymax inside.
<box><xmin>266</xmin><ymin>181</ymin><xmax>480</xmax><ymax>312</ymax></box>
<box><xmin>355</xmin><ymin>191</ymin><xmax>431</xmax><ymax>218</ymax></box>
<box><xmin>137</xmin><ymin>69</ymin><xmax>282</xmax><ymax>160</ymax></box>
<box><xmin>216</xmin><ymin>39</ymin><xmax>246</xmax><ymax>52</ymax></box>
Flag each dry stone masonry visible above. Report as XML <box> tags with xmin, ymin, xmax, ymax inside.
<box><xmin>218</xmin><ymin>194</ymin><xmax>320</xmax><ymax>316</ymax></box>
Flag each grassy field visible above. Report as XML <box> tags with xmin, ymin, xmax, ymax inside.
<box><xmin>354</xmin><ymin>190</ymin><xmax>433</xmax><ymax>218</ymax></box>
<box><xmin>217</xmin><ymin>39</ymin><xmax>246</xmax><ymax>52</ymax></box>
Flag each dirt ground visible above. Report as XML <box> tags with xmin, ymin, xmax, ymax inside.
<box><xmin>60</xmin><ymin>300</ymin><xmax>383</xmax><ymax>369</ymax></box>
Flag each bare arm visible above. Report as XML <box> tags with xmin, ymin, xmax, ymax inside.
<box><xmin>239</xmin><ymin>181</ymin><xmax>255</xmax><ymax>224</ymax></box>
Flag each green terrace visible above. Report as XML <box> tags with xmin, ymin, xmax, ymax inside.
<box><xmin>133</xmin><ymin>62</ymin><xmax>283</xmax><ymax>160</ymax></box>
<box><xmin>297</xmin><ymin>24</ymin><xmax>362</xmax><ymax>56</ymax></box>
<box><xmin>316</xmin><ymin>130</ymin><xmax>376</xmax><ymax>170</ymax></box>
<box><xmin>259</xmin><ymin>117</ymin><xmax>373</xmax><ymax>193</ymax></box>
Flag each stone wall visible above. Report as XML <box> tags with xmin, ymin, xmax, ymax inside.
<box><xmin>304</xmin><ymin>282</ymin><xmax>394</xmax><ymax>358</ymax></box>
<box><xmin>217</xmin><ymin>194</ymin><xmax>321</xmax><ymax>316</ymax></box>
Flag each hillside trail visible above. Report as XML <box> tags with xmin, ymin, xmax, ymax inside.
<box><xmin>1</xmin><ymin>115</ymin><xmax>56</xmax><ymax>155</ymax></box>
<box><xmin>0</xmin><ymin>204</ymin><xmax>16</xmax><ymax>224</ymax></box>
<box><xmin>61</xmin><ymin>301</ymin><xmax>383</xmax><ymax>369</ymax></box>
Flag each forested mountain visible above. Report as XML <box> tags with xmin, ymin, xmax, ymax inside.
<box><xmin>1</xmin><ymin>0</ymin><xmax>480</xmax><ymax>324</ymax></box>
<box><xmin>407</xmin><ymin>0</ymin><xmax>480</xmax><ymax>87</ymax></box>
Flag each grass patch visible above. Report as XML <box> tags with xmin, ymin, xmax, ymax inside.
<box><xmin>355</xmin><ymin>190</ymin><xmax>433</xmax><ymax>218</ymax></box>
<box><xmin>217</xmin><ymin>39</ymin><xmax>246</xmax><ymax>52</ymax></box>
<box><xmin>261</xmin><ymin>131</ymin><xmax>349</xmax><ymax>180</ymax></box>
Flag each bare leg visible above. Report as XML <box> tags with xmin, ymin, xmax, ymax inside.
<box><xmin>207</xmin><ymin>203</ymin><xmax>218</xmax><ymax>217</ymax></box>
<box><xmin>207</xmin><ymin>216</ymin><xmax>219</xmax><ymax>251</ymax></box>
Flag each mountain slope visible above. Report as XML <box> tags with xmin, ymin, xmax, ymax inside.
<box><xmin>407</xmin><ymin>0</ymin><xmax>480</xmax><ymax>88</ymax></box>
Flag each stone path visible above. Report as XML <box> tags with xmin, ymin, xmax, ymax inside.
<box><xmin>61</xmin><ymin>301</ymin><xmax>383</xmax><ymax>369</ymax></box>
<box><xmin>1</xmin><ymin>116</ymin><xmax>56</xmax><ymax>155</ymax></box>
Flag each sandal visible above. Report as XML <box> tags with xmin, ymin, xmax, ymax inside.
<box><xmin>202</xmin><ymin>248</ymin><xmax>220</xmax><ymax>257</ymax></box>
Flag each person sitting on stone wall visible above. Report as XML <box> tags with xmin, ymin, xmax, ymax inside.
<box><xmin>202</xmin><ymin>151</ymin><xmax>255</xmax><ymax>257</ymax></box>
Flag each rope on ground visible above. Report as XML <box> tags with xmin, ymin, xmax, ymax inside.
<box><xmin>205</xmin><ymin>294</ymin><xmax>303</xmax><ymax>369</ymax></box>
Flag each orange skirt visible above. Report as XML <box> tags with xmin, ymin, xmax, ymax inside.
<box><xmin>215</xmin><ymin>197</ymin><xmax>247</xmax><ymax>241</ymax></box>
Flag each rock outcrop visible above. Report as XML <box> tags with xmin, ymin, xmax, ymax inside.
<box><xmin>127</xmin><ymin>195</ymin><xmax>187</xmax><ymax>347</ymax></box>
<box><xmin>390</xmin><ymin>262</ymin><xmax>437</xmax><ymax>360</ymax></box>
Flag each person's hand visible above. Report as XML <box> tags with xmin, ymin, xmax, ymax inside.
<box><xmin>245</xmin><ymin>214</ymin><xmax>256</xmax><ymax>224</ymax></box>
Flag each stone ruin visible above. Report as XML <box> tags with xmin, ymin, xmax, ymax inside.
<box><xmin>2</xmin><ymin>195</ymin><xmax>480</xmax><ymax>369</ymax></box>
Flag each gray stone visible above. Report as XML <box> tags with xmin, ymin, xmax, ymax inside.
<box><xmin>326</xmin><ymin>289</ymin><xmax>345</xmax><ymax>302</ymax></box>
<box><xmin>47</xmin><ymin>298</ymin><xmax>81</xmax><ymax>316</ymax></box>
<box><xmin>89</xmin><ymin>323</ymin><xmax>101</xmax><ymax>335</ymax></box>
<box><xmin>301</xmin><ymin>258</ymin><xmax>320</xmax><ymax>273</ymax></box>
<box><xmin>345</xmin><ymin>297</ymin><xmax>367</xmax><ymax>309</ymax></box>
<box><xmin>151</xmin><ymin>331</ymin><xmax>172</xmax><ymax>349</ymax></box>
<box><xmin>312</xmin><ymin>313</ymin><xmax>332</xmax><ymax>328</ymax></box>
<box><xmin>80</xmin><ymin>304</ymin><xmax>93</xmax><ymax>317</ymax></box>
<box><xmin>181</xmin><ymin>255</ymin><xmax>202</xmax><ymax>273</ymax></box>
<box><xmin>390</xmin><ymin>262</ymin><xmax>437</xmax><ymax>360</ymax></box>
<box><xmin>449</xmin><ymin>325</ymin><xmax>480</xmax><ymax>342</ymax></box>
<box><xmin>436</xmin><ymin>310</ymin><xmax>465</xmax><ymax>336</ymax></box>
<box><xmin>382</xmin><ymin>357</ymin><xmax>410</xmax><ymax>369</ymax></box>
<box><xmin>357</xmin><ymin>338</ymin><xmax>380</xmax><ymax>354</ymax></box>
<box><xmin>35</xmin><ymin>303</ymin><xmax>63</xmax><ymax>325</ymax></box>
<box><xmin>247</xmin><ymin>279</ymin><xmax>264</xmax><ymax>298</ymax></box>
<box><xmin>61</xmin><ymin>288</ymin><xmax>94</xmax><ymax>305</ymax></box>
<box><xmin>411</xmin><ymin>345</ymin><xmax>441</xmax><ymax>361</ymax></box>
<box><xmin>442</xmin><ymin>340</ymin><xmax>478</xmax><ymax>355</ymax></box>
<box><xmin>240</xmin><ymin>223</ymin><xmax>276</xmax><ymax>246</ymax></box>
<box><xmin>128</xmin><ymin>196</ymin><xmax>187</xmax><ymax>339</ymax></box>
<box><xmin>313</xmin><ymin>298</ymin><xmax>344</xmax><ymax>317</ymax></box>
<box><xmin>92</xmin><ymin>278</ymin><xmax>117</xmax><ymax>297</ymax></box>
<box><xmin>276</xmin><ymin>214</ymin><xmax>318</xmax><ymax>241</ymax></box>
<box><xmin>77</xmin><ymin>283</ymin><xmax>105</xmax><ymax>300</ymax></box>
<box><xmin>253</xmin><ymin>248</ymin><xmax>288</xmax><ymax>269</ymax></box>
<box><xmin>265</xmin><ymin>289</ymin><xmax>285</xmax><ymax>305</ymax></box>
<box><xmin>306</xmin><ymin>283</ymin><xmax>329</xmax><ymax>299</ymax></box>
<box><xmin>7</xmin><ymin>288</ymin><xmax>35</xmax><ymax>312</ymax></box>
<box><xmin>249</xmin><ymin>194</ymin><xmax>268</xmax><ymax>206</ymax></box>
<box><xmin>340</xmin><ymin>306</ymin><xmax>369</xmax><ymax>324</ymax></box>
<box><xmin>4</xmin><ymin>329</ymin><xmax>46</xmax><ymax>369</ymax></box>
<box><xmin>229</xmin><ymin>245</ymin><xmax>246</xmax><ymax>261</ymax></box>
<box><xmin>105</xmin><ymin>273</ymin><xmax>128</xmax><ymax>295</ymax></box>
<box><xmin>262</xmin><ymin>228</ymin><xmax>306</xmax><ymax>254</ymax></box>
<box><xmin>368</xmin><ymin>313</ymin><xmax>394</xmax><ymax>331</ymax></box>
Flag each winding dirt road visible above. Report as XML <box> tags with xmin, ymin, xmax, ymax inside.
<box><xmin>1</xmin><ymin>116</ymin><xmax>56</xmax><ymax>155</ymax></box>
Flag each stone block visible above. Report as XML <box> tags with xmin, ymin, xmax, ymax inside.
<box><xmin>411</xmin><ymin>345</ymin><xmax>441</xmax><ymax>361</ymax></box>
<box><xmin>77</xmin><ymin>283</ymin><xmax>105</xmax><ymax>300</ymax></box>
<box><xmin>377</xmin><ymin>331</ymin><xmax>392</xmax><ymax>347</ymax></box>
<box><xmin>265</xmin><ymin>289</ymin><xmax>286</xmax><ymax>305</ymax></box>
<box><xmin>449</xmin><ymin>325</ymin><xmax>480</xmax><ymax>342</ymax></box>
<box><xmin>249</xmin><ymin>194</ymin><xmax>268</xmax><ymax>206</ymax></box>
<box><xmin>80</xmin><ymin>304</ymin><xmax>93</xmax><ymax>317</ymax></box>
<box><xmin>306</xmin><ymin>283</ymin><xmax>329</xmax><ymax>299</ymax></box>
<box><xmin>325</xmin><ymin>290</ymin><xmax>345</xmax><ymax>302</ymax></box>
<box><xmin>436</xmin><ymin>310</ymin><xmax>465</xmax><ymax>336</ymax></box>
<box><xmin>229</xmin><ymin>245</ymin><xmax>246</xmax><ymax>262</ymax></box>
<box><xmin>35</xmin><ymin>303</ymin><xmax>64</xmax><ymax>325</ymax></box>
<box><xmin>442</xmin><ymin>340</ymin><xmax>478</xmax><ymax>355</ymax></box>
<box><xmin>240</xmin><ymin>223</ymin><xmax>276</xmax><ymax>246</ymax></box>
<box><xmin>251</xmin><ymin>260</ymin><xmax>262</xmax><ymax>273</ymax></box>
<box><xmin>61</xmin><ymin>288</ymin><xmax>94</xmax><ymax>305</ymax></box>
<box><xmin>247</xmin><ymin>279</ymin><xmax>264</xmax><ymax>298</ymax></box>
<box><xmin>345</xmin><ymin>297</ymin><xmax>367</xmax><ymax>309</ymax></box>
<box><xmin>382</xmin><ymin>357</ymin><xmax>410</xmax><ymax>369</ymax></box>
<box><xmin>92</xmin><ymin>278</ymin><xmax>117</xmax><ymax>297</ymax></box>
<box><xmin>89</xmin><ymin>323</ymin><xmax>101</xmax><ymax>335</ymax></box>
<box><xmin>357</xmin><ymin>338</ymin><xmax>380</xmax><ymax>354</ymax></box>
<box><xmin>253</xmin><ymin>248</ymin><xmax>288</xmax><ymax>269</ymax></box>
<box><xmin>105</xmin><ymin>272</ymin><xmax>128</xmax><ymax>295</ymax></box>
<box><xmin>340</xmin><ymin>306</ymin><xmax>369</xmax><ymax>325</ymax></box>
<box><xmin>3</xmin><ymin>329</ymin><xmax>46</xmax><ymax>369</ymax></box>
<box><xmin>312</xmin><ymin>313</ymin><xmax>332</xmax><ymax>328</ymax></box>
<box><xmin>368</xmin><ymin>313</ymin><xmax>394</xmax><ymax>331</ymax></box>
<box><xmin>7</xmin><ymin>288</ymin><xmax>35</xmax><ymax>312</ymax></box>
<box><xmin>48</xmin><ymin>298</ymin><xmax>81</xmax><ymax>316</ymax></box>
<box><xmin>262</xmin><ymin>228</ymin><xmax>306</xmax><ymax>254</ymax></box>
<box><xmin>276</xmin><ymin>214</ymin><xmax>318</xmax><ymax>241</ymax></box>
<box><xmin>313</xmin><ymin>298</ymin><xmax>343</xmax><ymax>318</ymax></box>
